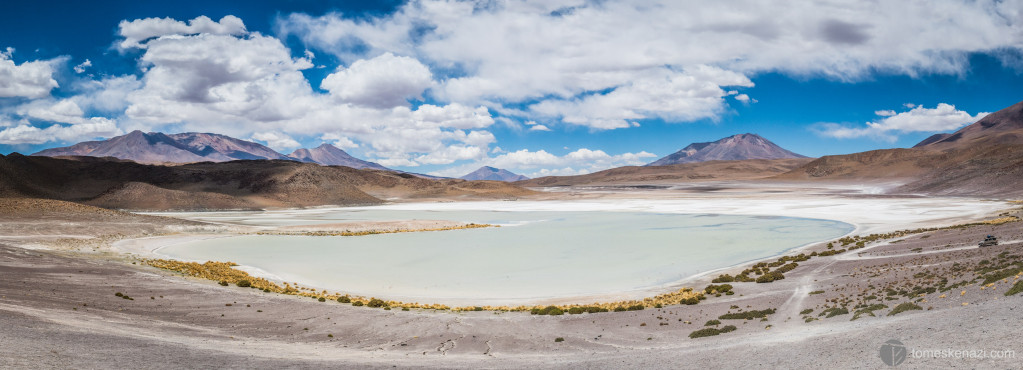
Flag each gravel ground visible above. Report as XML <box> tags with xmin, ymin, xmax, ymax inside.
<box><xmin>1</xmin><ymin>196</ymin><xmax>1021</xmax><ymax>369</ymax></box>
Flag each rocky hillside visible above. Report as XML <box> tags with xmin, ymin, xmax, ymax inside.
<box><xmin>0</xmin><ymin>154</ymin><xmax>533</xmax><ymax>210</ymax></box>
<box><xmin>288</xmin><ymin>144</ymin><xmax>391</xmax><ymax>171</ymax></box>
<box><xmin>777</xmin><ymin>99</ymin><xmax>1023</xmax><ymax>197</ymax></box>
<box><xmin>518</xmin><ymin>158</ymin><xmax>812</xmax><ymax>187</ymax></box>
<box><xmin>33</xmin><ymin>131</ymin><xmax>289</xmax><ymax>164</ymax></box>
<box><xmin>459</xmin><ymin>166</ymin><xmax>529</xmax><ymax>182</ymax></box>
<box><xmin>647</xmin><ymin>133</ymin><xmax>807</xmax><ymax>166</ymax></box>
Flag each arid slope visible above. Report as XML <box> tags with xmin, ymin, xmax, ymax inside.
<box><xmin>775</xmin><ymin>99</ymin><xmax>1023</xmax><ymax>197</ymax></box>
<box><xmin>518</xmin><ymin>158</ymin><xmax>812</xmax><ymax>187</ymax></box>
<box><xmin>0</xmin><ymin>154</ymin><xmax>532</xmax><ymax>210</ymax></box>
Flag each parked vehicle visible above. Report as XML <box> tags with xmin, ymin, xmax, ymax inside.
<box><xmin>979</xmin><ymin>235</ymin><xmax>998</xmax><ymax>247</ymax></box>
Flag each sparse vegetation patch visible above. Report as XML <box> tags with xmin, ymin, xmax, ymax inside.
<box><xmin>888</xmin><ymin>303</ymin><xmax>923</xmax><ymax>316</ymax></box>
<box><xmin>688</xmin><ymin>325</ymin><xmax>737</xmax><ymax>339</ymax></box>
<box><xmin>719</xmin><ymin>308</ymin><xmax>776</xmax><ymax>320</ymax></box>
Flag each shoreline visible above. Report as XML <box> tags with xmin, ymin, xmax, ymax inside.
<box><xmin>114</xmin><ymin>194</ymin><xmax>1010</xmax><ymax>307</ymax></box>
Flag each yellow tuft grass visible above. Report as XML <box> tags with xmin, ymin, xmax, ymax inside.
<box><xmin>144</xmin><ymin>258</ymin><xmax>703</xmax><ymax>313</ymax></box>
<box><xmin>451</xmin><ymin>288</ymin><xmax>706</xmax><ymax>312</ymax></box>
<box><xmin>975</xmin><ymin>216</ymin><xmax>1021</xmax><ymax>225</ymax></box>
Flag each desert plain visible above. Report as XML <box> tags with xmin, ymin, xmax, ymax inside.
<box><xmin>1</xmin><ymin>181</ymin><xmax>1021</xmax><ymax>369</ymax></box>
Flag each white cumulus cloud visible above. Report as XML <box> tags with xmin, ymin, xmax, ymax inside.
<box><xmin>816</xmin><ymin>103</ymin><xmax>989</xmax><ymax>141</ymax></box>
<box><xmin>118</xmin><ymin>15</ymin><xmax>247</xmax><ymax>49</ymax></box>
<box><xmin>321</xmin><ymin>52</ymin><xmax>433</xmax><ymax>108</ymax></box>
<box><xmin>320</xmin><ymin>133</ymin><xmax>359</xmax><ymax>149</ymax></box>
<box><xmin>278</xmin><ymin>1</ymin><xmax>1023</xmax><ymax>130</ymax></box>
<box><xmin>0</xmin><ymin>119</ymin><xmax>122</xmax><ymax>145</ymax></box>
<box><xmin>529</xmin><ymin>66</ymin><xmax>751</xmax><ymax>129</ymax></box>
<box><xmin>0</xmin><ymin>48</ymin><xmax>60</xmax><ymax>99</ymax></box>
<box><xmin>73</xmin><ymin>59</ymin><xmax>92</xmax><ymax>74</ymax></box>
<box><xmin>251</xmin><ymin>131</ymin><xmax>301</xmax><ymax>151</ymax></box>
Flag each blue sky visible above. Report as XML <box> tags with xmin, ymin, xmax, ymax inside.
<box><xmin>1</xmin><ymin>1</ymin><xmax>1021</xmax><ymax>177</ymax></box>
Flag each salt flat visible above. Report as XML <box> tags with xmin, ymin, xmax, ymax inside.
<box><xmin>143</xmin><ymin>189</ymin><xmax>1011</xmax><ymax>305</ymax></box>
<box><xmin>155</xmin><ymin>210</ymin><xmax>850</xmax><ymax>305</ymax></box>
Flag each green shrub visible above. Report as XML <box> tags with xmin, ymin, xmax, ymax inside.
<box><xmin>554</xmin><ymin>337</ymin><xmax>564</xmax><ymax>342</ymax></box>
<box><xmin>367</xmin><ymin>298</ymin><xmax>387</xmax><ymax>308</ymax></box>
<box><xmin>819</xmin><ymin>307</ymin><xmax>848</xmax><ymax>318</ymax></box>
<box><xmin>704</xmin><ymin>284</ymin><xmax>733</xmax><ymax>294</ymax></box>
<box><xmin>236</xmin><ymin>280</ymin><xmax>251</xmax><ymax>288</ymax></box>
<box><xmin>711</xmin><ymin>274</ymin><xmax>735</xmax><ymax>283</ymax></box>
<box><xmin>851</xmin><ymin>304</ymin><xmax>888</xmax><ymax>320</ymax></box>
<box><xmin>318</xmin><ymin>297</ymin><xmax>326</xmax><ymax>302</ymax></box>
<box><xmin>689</xmin><ymin>325</ymin><xmax>737</xmax><ymax>339</ymax></box>
<box><xmin>719</xmin><ymin>308</ymin><xmax>776</xmax><ymax>320</ymax></box>
<box><xmin>817</xmin><ymin>249</ymin><xmax>845</xmax><ymax>257</ymax></box>
<box><xmin>613</xmin><ymin>306</ymin><xmax>627</xmax><ymax>312</ymax></box>
<box><xmin>688</xmin><ymin>328</ymin><xmax>722</xmax><ymax>338</ymax></box>
<box><xmin>218</xmin><ymin>281</ymin><xmax>229</xmax><ymax>286</ymax></box>
<box><xmin>337</xmin><ymin>295</ymin><xmax>351</xmax><ymax>303</ymax></box>
<box><xmin>1007</xmin><ymin>280</ymin><xmax>1023</xmax><ymax>296</ymax></box>
<box><xmin>680</xmin><ymin>297</ymin><xmax>700</xmax><ymax>305</ymax></box>
<box><xmin>756</xmin><ymin>272</ymin><xmax>785</xmax><ymax>283</ymax></box>
<box><xmin>733</xmin><ymin>274</ymin><xmax>755</xmax><ymax>282</ymax></box>
<box><xmin>473</xmin><ymin>306</ymin><xmax>484</xmax><ymax>311</ymax></box>
<box><xmin>531</xmin><ymin>306</ymin><xmax>565</xmax><ymax>315</ymax></box>
<box><xmin>799</xmin><ymin>308</ymin><xmax>813</xmax><ymax>315</ymax></box>
<box><xmin>704</xmin><ymin>319</ymin><xmax>721</xmax><ymax>326</ymax></box>
<box><xmin>776</xmin><ymin>262</ymin><xmax>798</xmax><ymax>273</ymax></box>
<box><xmin>627</xmin><ymin>305</ymin><xmax>645</xmax><ymax>311</ymax></box>
<box><xmin>568</xmin><ymin>307</ymin><xmax>585</xmax><ymax>315</ymax></box>
<box><xmin>887</xmin><ymin>303</ymin><xmax>922</xmax><ymax>316</ymax></box>
<box><xmin>808</xmin><ymin>290</ymin><xmax>824</xmax><ymax>295</ymax></box>
<box><xmin>981</xmin><ymin>267</ymin><xmax>1023</xmax><ymax>285</ymax></box>
<box><xmin>352</xmin><ymin>301</ymin><xmax>364</xmax><ymax>307</ymax></box>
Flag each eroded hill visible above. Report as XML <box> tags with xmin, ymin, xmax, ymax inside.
<box><xmin>0</xmin><ymin>155</ymin><xmax>532</xmax><ymax>210</ymax></box>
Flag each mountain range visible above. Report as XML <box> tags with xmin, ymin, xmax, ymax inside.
<box><xmin>913</xmin><ymin>100</ymin><xmax>1023</xmax><ymax>149</ymax></box>
<box><xmin>288</xmin><ymin>143</ymin><xmax>390</xmax><ymax>171</ymax></box>
<box><xmin>33</xmin><ymin>130</ymin><xmax>390</xmax><ymax>170</ymax></box>
<box><xmin>0</xmin><ymin>154</ymin><xmax>532</xmax><ymax>210</ymax></box>
<box><xmin>459</xmin><ymin>166</ymin><xmax>529</xmax><ymax>182</ymax></box>
<box><xmin>778</xmin><ymin>99</ymin><xmax>1023</xmax><ymax>197</ymax></box>
<box><xmin>9</xmin><ymin>99</ymin><xmax>1023</xmax><ymax>207</ymax></box>
<box><xmin>520</xmin><ymin>99</ymin><xmax>1023</xmax><ymax>196</ymax></box>
<box><xmin>646</xmin><ymin>133</ymin><xmax>807</xmax><ymax>166</ymax></box>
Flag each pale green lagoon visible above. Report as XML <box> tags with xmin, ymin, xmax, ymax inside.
<box><xmin>159</xmin><ymin>209</ymin><xmax>853</xmax><ymax>305</ymax></box>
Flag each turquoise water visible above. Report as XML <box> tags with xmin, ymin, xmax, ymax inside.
<box><xmin>159</xmin><ymin>210</ymin><xmax>852</xmax><ymax>304</ymax></box>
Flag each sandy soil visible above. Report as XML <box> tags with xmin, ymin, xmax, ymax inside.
<box><xmin>1</xmin><ymin>191</ymin><xmax>1022</xmax><ymax>369</ymax></box>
